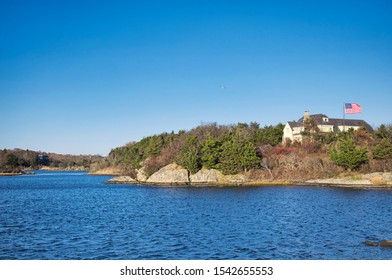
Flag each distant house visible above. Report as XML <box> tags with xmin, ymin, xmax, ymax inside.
<box><xmin>37</xmin><ymin>154</ymin><xmax>49</xmax><ymax>165</ymax></box>
<box><xmin>282</xmin><ymin>111</ymin><xmax>373</xmax><ymax>143</ymax></box>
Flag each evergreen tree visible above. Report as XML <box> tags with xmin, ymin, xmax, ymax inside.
<box><xmin>251</xmin><ymin>124</ymin><xmax>284</xmax><ymax>146</ymax></box>
<box><xmin>372</xmin><ymin>139</ymin><xmax>392</xmax><ymax>160</ymax></box>
<box><xmin>201</xmin><ymin>136</ymin><xmax>222</xmax><ymax>169</ymax></box>
<box><xmin>220</xmin><ymin>136</ymin><xmax>260</xmax><ymax>175</ymax></box>
<box><xmin>175</xmin><ymin>136</ymin><xmax>201</xmax><ymax>174</ymax></box>
<box><xmin>375</xmin><ymin>124</ymin><xmax>392</xmax><ymax>141</ymax></box>
<box><xmin>329</xmin><ymin>137</ymin><xmax>368</xmax><ymax>170</ymax></box>
<box><xmin>145</xmin><ymin>135</ymin><xmax>164</xmax><ymax>157</ymax></box>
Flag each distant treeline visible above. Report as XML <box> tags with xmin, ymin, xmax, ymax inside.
<box><xmin>92</xmin><ymin>121</ymin><xmax>392</xmax><ymax>180</ymax></box>
<box><xmin>0</xmin><ymin>149</ymin><xmax>102</xmax><ymax>173</ymax></box>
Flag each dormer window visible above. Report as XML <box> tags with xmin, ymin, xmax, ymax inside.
<box><xmin>323</xmin><ymin>117</ymin><xmax>329</xmax><ymax>122</ymax></box>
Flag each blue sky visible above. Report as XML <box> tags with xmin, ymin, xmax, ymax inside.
<box><xmin>1</xmin><ymin>0</ymin><xmax>391</xmax><ymax>155</ymax></box>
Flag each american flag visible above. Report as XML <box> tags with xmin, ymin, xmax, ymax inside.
<box><xmin>345</xmin><ymin>103</ymin><xmax>362</xmax><ymax>114</ymax></box>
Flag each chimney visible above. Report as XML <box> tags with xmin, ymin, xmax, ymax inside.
<box><xmin>304</xmin><ymin>111</ymin><xmax>310</xmax><ymax>122</ymax></box>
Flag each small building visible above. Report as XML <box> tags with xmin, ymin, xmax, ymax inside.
<box><xmin>282</xmin><ymin>112</ymin><xmax>373</xmax><ymax>143</ymax></box>
<box><xmin>37</xmin><ymin>154</ymin><xmax>49</xmax><ymax>165</ymax></box>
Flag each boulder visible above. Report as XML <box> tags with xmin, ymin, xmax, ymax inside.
<box><xmin>190</xmin><ymin>169</ymin><xmax>223</xmax><ymax>184</ymax></box>
<box><xmin>147</xmin><ymin>163</ymin><xmax>190</xmax><ymax>184</ymax></box>
<box><xmin>136</xmin><ymin>167</ymin><xmax>148</xmax><ymax>182</ymax></box>
<box><xmin>220</xmin><ymin>174</ymin><xmax>247</xmax><ymax>184</ymax></box>
<box><xmin>107</xmin><ymin>176</ymin><xmax>137</xmax><ymax>184</ymax></box>
<box><xmin>364</xmin><ymin>241</ymin><xmax>379</xmax><ymax>247</ymax></box>
<box><xmin>381</xmin><ymin>240</ymin><xmax>392</xmax><ymax>248</ymax></box>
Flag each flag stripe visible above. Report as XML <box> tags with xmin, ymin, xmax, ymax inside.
<box><xmin>345</xmin><ymin>103</ymin><xmax>362</xmax><ymax>114</ymax></box>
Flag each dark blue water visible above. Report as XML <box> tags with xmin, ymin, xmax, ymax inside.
<box><xmin>1</xmin><ymin>171</ymin><xmax>391</xmax><ymax>260</ymax></box>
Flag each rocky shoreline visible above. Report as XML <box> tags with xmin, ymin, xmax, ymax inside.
<box><xmin>305</xmin><ymin>172</ymin><xmax>392</xmax><ymax>188</ymax></box>
<box><xmin>1</xmin><ymin>166</ymin><xmax>87</xmax><ymax>176</ymax></box>
<box><xmin>105</xmin><ymin>163</ymin><xmax>392</xmax><ymax>189</ymax></box>
<box><xmin>0</xmin><ymin>172</ymin><xmax>24</xmax><ymax>176</ymax></box>
<box><xmin>39</xmin><ymin>166</ymin><xmax>89</xmax><ymax>171</ymax></box>
<box><xmin>0</xmin><ymin>171</ymin><xmax>36</xmax><ymax>176</ymax></box>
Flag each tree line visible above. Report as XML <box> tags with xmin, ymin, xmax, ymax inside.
<box><xmin>0</xmin><ymin>149</ymin><xmax>102</xmax><ymax>173</ymax></box>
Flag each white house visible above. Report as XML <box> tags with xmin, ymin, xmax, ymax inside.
<box><xmin>282</xmin><ymin>111</ymin><xmax>373</xmax><ymax>143</ymax></box>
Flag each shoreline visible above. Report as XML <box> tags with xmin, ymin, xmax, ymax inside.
<box><xmin>1</xmin><ymin>168</ymin><xmax>88</xmax><ymax>176</ymax></box>
<box><xmin>106</xmin><ymin>176</ymin><xmax>392</xmax><ymax>190</ymax></box>
<box><xmin>3</xmin><ymin>169</ymin><xmax>391</xmax><ymax>189</ymax></box>
<box><xmin>39</xmin><ymin>167</ymin><xmax>89</xmax><ymax>171</ymax></box>
<box><xmin>0</xmin><ymin>172</ymin><xmax>24</xmax><ymax>176</ymax></box>
<box><xmin>0</xmin><ymin>171</ymin><xmax>35</xmax><ymax>176</ymax></box>
<box><xmin>102</xmin><ymin>163</ymin><xmax>392</xmax><ymax>189</ymax></box>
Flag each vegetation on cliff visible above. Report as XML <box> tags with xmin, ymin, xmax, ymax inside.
<box><xmin>93</xmin><ymin>121</ymin><xmax>392</xmax><ymax>181</ymax></box>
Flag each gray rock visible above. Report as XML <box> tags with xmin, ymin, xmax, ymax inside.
<box><xmin>381</xmin><ymin>240</ymin><xmax>392</xmax><ymax>248</ymax></box>
<box><xmin>136</xmin><ymin>167</ymin><xmax>148</xmax><ymax>182</ymax></box>
<box><xmin>147</xmin><ymin>163</ymin><xmax>190</xmax><ymax>184</ymax></box>
<box><xmin>220</xmin><ymin>174</ymin><xmax>247</xmax><ymax>184</ymax></box>
<box><xmin>306</xmin><ymin>178</ymin><xmax>372</xmax><ymax>185</ymax></box>
<box><xmin>364</xmin><ymin>241</ymin><xmax>379</xmax><ymax>247</ymax></box>
<box><xmin>107</xmin><ymin>176</ymin><xmax>136</xmax><ymax>184</ymax></box>
<box><xmin>190</xmin><ymin>169</ymin><xmax>223</xmax><ymax>183</ymax></box>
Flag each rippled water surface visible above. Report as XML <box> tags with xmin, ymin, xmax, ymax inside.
<box><xmin>1</xmin><ymin>171</ymin><xmax>392</xmax><ymax>260</ymax></box>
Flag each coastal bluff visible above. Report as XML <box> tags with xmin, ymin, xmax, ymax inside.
<box><xmin>107</xmin><ymin>163</ymin><xmax>392</xmax><ymax>188</ymax></box>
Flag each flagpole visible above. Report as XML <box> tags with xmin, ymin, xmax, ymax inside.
<box><xmin>343</xmin><ymin>103</ymin><xmax>346</xmax><ymax>133</ymax></box>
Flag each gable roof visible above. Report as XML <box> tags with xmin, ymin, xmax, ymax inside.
<box><xmin>287</xmin><ymin>121</ymin><xmax>302</xmax><ymax>128</ymax></box>
<box><xmin>327</xmin><ymin>118</ymin><xmax>373</xmax><ymax>132</ymax></box>
<box><xmin>298</xmin><ymin>114</ymin><xmax>328</xmax><ymax>123</ymax></box>
<box><xmin>288</xmin><ymin>114</ymin><xmax>373</xmax><ymax>132</ymax></box>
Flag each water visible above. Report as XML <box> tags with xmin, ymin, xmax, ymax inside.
<box><xmin>1</xmin><ymin>171</ymin><xmax>392</xmax><ymax>260</ymax></box>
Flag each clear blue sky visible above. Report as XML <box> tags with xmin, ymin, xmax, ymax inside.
<box><xmin>1</xmin><ymin>0</ymin><xmax>391</xmax><ymax>155</ymax></box>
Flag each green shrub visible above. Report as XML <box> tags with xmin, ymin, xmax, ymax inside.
<box><xmin>372</xmin><ymin>139</ymin><xmax>392</xmax><ymax>160</ymax></box>
<box><xmin>329</xmin><ymin>137</ymin><xmax>368</xmax><ymax>170</ymax></box>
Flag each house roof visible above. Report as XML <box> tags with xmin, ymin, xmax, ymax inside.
<box><xmin>327</xmin><ymin>118</ymin><xmax>373</xmax><ymax>132</ymax></box>
<box><xmin>298</xmin><ymin>114</ymin><xmax>328</xmax><ymax>123</ymax></box>
<box><xmin>288</xmin><ymin>114</ymin><xmax>373</xmax><ymax>132</ymax></box>
<box><xmin>287</xmin><ymin>121</ymin><xmax>302</xmax><ymax>128</ymax></box>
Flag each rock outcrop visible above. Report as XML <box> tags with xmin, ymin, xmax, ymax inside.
<box><xmin>306</xmin><ymin>172</ymin><xmax>392</xmax><ymax>186</ymax></box>
<box><xmin>146</xmin><ymin>163</ymin><xmax>190</xmax><ymax>184</ymax></box>
<box><xmin>381</xmin><ymin>240</ymin><xmax>392</xmax><ymax>248</ymax></box>
<box><xmin>220</xmin><ymin>174</ymin><xmax>247</xmax><ymax>184</ymax></box>
<box><xmin>136</xmin><ymin>167</ymin><xmax>148</xmax><ymax>182</ymax></box>
<box><xmin>107</xmin><ymin>176</ymin><xmax>137</xmax><ymax>184</ymax></box>
<box><xmin>105</xmin><ymin>163</ymin><xmax>392</xmax><ymax>188</ymax></box>
<box><xmin>306</xmin><ymin>178</ymin><xmax>372</xmax><ymax>185</ymax></box>
<box><xmin>190</xmin><ymin>169</ymin><xmax>223</xmax><ymax>184</ymax></box>
<box><xmin>364</xmin><ymin>241</ymin><xmax>379</xmax><ymax>247</ymax></box>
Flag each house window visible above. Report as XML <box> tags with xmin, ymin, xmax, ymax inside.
<box><xmin>323</xmin><ymin>117</ymin><xmax>329</xmax><ymax>122</ymax></box>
